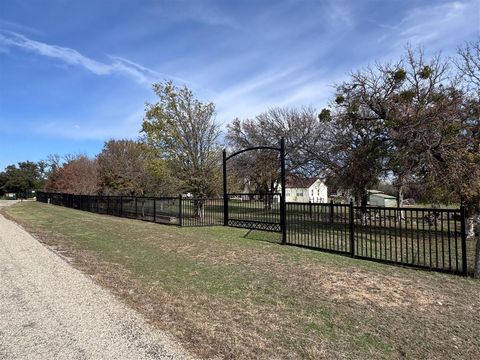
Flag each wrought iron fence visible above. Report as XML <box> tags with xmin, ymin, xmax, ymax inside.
<box><xmin>36</xmin><ymin>192</ymin><xmax>470</xmax><ymax>275</ymax></box>
<box><xmin>37</xmin><ymin>192</ymin><xmax>182</xmax><ymax>225</ymax></box>
<box><xmin>286</xmin><ymin>201</ymin><xmax>469</xmax><ymax>275</ymax></box>
<box><xmin>181</xmin><ymin>197</ymin><xmax>224</xmax><ymax>227</ymax></box>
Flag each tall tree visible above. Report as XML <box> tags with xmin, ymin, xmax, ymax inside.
<box><xmin>316</xmin><ymin>47</ymin><xmax>479</xmax><ymax>210</ymax></box>
<box><xmin>142</xmin><ymin>81</ymin><xmax>221</xmax><ymax>198</ymax></box>
<box><xmin>455</xmin><ymin>41</ymin><xmax>480</xmax><ymax>275</ymax></box>
<box><xmin>315</xmin><ymin>67</ymin><xmax>393</xmax><ymax>206</ymax></box>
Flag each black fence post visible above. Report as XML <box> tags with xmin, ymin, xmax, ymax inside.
<box><xmin>107</xmin><ymin>196</ymin><xmax>110</xmax><ymax>215</ymax></box>
<box><xmin>120</xmin><ymin>196</ymin><xmax>123</xmax><ymax>217</ymax></box>
<box><xmin>223</xmin><ymin>149</ymin><xmax>228</xmax><ymax>226</ymax></box>
<box><xmin>349</xmin><ymin>200</ymin><xmax>355</xmax><ymax>257</ymax></box>
<box><xmin>135</xmin><ymin>196</ymin><xmax>138</xmax><ymax>218</ymax></box>
<box><xmin>280</xmin><ymin>137</ymin><xmax>287</xmax><ymax>245</ymax></box>
<box><xmin>330</xmin><ymin>200</ymin><xmax>334</xmax><ymax>223</ymax></box>
<box><xmin>460</xmin><ymin>203</ymin><xmax>468</xmax><ymax>275</ymax></box>
<box><xmin>153</xmin><ymin>198</ymin><xmax>156</xmax><ymax>223</ymax></box>
<box><xmin>178</xmin><ymin>194</ymin><xmax>183</xmax><ymax>226</ymax></box>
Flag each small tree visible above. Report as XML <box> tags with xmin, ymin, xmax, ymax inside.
<box><xmin>44</xmin><ymin>155</ymin><xmax>99</xmax><ymax>194</ymax></box>
<box><xmin>97</xmin><ymin>139</ymin><xmax>177</xmax><ymax>197</ymax></box>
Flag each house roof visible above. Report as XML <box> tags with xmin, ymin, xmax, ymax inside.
<box><xmin>285</xmin><ymin>176</ymin><xmax>319</xmax><ymax>189</ymax></box>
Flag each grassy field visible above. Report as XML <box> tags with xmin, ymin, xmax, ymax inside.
<box><xmin>3</xmin><ymin>201</ymin><xmax>480</xmax><ymax>359</ymax></box>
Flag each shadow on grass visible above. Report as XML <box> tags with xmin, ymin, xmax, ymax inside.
<box><xmin>242</xmin><ymin>228</ymin><xmax>282</xmax><ymax>244</ymax></box>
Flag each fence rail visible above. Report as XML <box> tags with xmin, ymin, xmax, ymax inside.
<box><xmin>36</xmin><ymin>192</ymin><xmax>469</xmax><ymax>275</ymax></box>
<box><xmin>226</xmin><ymin>193</ymin><xmax>281</xmax><ymax>232</ymax></box>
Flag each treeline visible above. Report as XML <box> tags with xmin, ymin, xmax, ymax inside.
<box><xmin>43</xmin><ymin>142</ymin><xmax>181</xmax><ymax>197</ymax></box>
<box><xmin>1</xmin><ymin>43</ymin><xmax>478</xmax><ymax>222</ymax></box>
<box><xmin>227</xmin><ymin>44</ymin><xmax>479</xmax><ymax>219</ymax></box>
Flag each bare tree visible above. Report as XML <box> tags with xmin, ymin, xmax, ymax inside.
<box><xmin>455</xmin><ymin>40</ymin><xmax>480</xmax><ymax>94</ymax></box>
<box><xmin>226</xmin><ymin>107</ymin><xmax>321</xmax><ymax>195</ymax></box>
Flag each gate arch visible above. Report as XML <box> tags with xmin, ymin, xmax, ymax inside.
<box><xmin>222</xmin><ymin>138</ymin><xmax>286</xmax><ymax>243</ymax></box>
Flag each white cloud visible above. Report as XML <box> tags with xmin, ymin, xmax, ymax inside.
<box><xmin>394</xmin><ymin>0</ymin><xmax>478</xmax><ymax>48</ymax></box>
<box><xmin>0</xmin><ymin>31</ymin><xmax>186</xmax><ymax>85</ymax></box>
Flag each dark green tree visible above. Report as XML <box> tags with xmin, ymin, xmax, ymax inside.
<box><xmin>0</xmin><ymin>161</ymin><xmax>45</xmax><ymax>197</ymax></box>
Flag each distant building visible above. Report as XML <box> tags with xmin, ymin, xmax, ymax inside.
<box><xmin>5</xmin><ymin>193</ymin><xmax>17</xmax><ymax>200</ymax></box>
<box><xmin>277</xmin><ymin>177</ymin><xmax>328</xmax><ymax>203</ymax></box>
<box><xmin>368</xmin><ymin>191</ymin><xmax>397</xmax><ymax>207</ymax></box>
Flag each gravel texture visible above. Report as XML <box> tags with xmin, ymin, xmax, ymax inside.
<box><xmin>0</xmin><ymin>202</ymin><xmax>192</xmax><ymax>360</ymax></box>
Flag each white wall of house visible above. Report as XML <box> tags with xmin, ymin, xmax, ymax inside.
<box><xmin>283</xmin><ymin>180</ymin><xmax>328</xmax><ymax>203</ymax></box>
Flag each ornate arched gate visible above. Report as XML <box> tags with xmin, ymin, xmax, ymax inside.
<box><xmin>222</xmin><ymin>138</ymin><xmax>286</xmax><ymax>244</ymax></box>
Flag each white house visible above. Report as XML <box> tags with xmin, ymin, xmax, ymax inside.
<box><xmin>278</xmin><ymin>177</ymin><xmax>328</xmax><ymax>203</ymax></box>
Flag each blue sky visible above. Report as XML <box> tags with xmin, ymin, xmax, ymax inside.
<box><xmin>0</xmin><ymin>0</ymin><xmax>478</xmax><ymax>170</ymax></box>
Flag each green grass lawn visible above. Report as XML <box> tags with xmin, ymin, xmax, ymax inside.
<box><xmin>4</xmin><ymin>201</ymin><xmax>480</xmax><ymax>359</ymax></box>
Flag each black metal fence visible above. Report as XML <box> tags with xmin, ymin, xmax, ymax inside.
<box><xmin>226</xmin><ymin>193</ymin><xmax>281</xmax><ymax>232</ymax></box>
<box><xmin>37</xmin><ymin>192</ymin><xmax>182</xmax><ymax>225</ymax></box>
<box><xmin>286</xmin><ymin>201</ymin><xmax>469</xmax><ymax>275</ymax></box>
<box><xmin>181</xmin><ymin>197</ymin><xmax>224</xmax><ymax>227</ymax></box>
<box><xmin>36</xmin><ymin>192</ymin><xmax>470</xmax><ymax>275</ymax></box>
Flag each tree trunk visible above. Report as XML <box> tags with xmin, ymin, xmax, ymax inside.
<box><xmin>467</xmin><ymin>217</ymin><xmax>476</xmax><ymax>238</ymax></box>
<box><xmin>474</xmin><ymin>231</ymin><xmax>480</xmax><ymax>278</ymax></box>
<box><xmin>264</xmin><ymin>193</ymin><xmax>273</xmax><ymax>210</ymax></box>
<box><xmin>473</xmin><ymin>214</ymin><xmax>480</xmax><ymax>278</ymax></box>
<box><xmin>397</xmin><ymin>186</ymin><xmax>404</xmax><ymax>208</ymax></box>
<box><xmin>193</xmin><ymin>199</ymin><xmax>205</xmax><ymax>219</ymax></box>
<box><xmin>360</xmin><ymin>192</ymin><xmax>368</xmax><ymax>226</ymax></box>
<box><xmin>396</xmin><ymin>188</ymin><xmax>405</xmax><ymax>221</ymax></box>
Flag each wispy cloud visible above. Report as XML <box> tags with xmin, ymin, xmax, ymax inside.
<box><xmin>0</xmin><ymin>30</ymin><xmax>186</xmax><ymax>85</ymax></box>
<box><xmin>0</xmin><ymin>19</ymin><xmax>41</xmax><ymax>35</ymax></box>
<box><xmin>147</xmin><ymin>0</ymin><xmax>241</xmax><ymax>30</ymax></box>
<box><xmin>388</xmin><ymin>0</ymin><xmax>478</xmax><ymax>49</ymax></box>
<box><xmin>32</xmin><ymin>107</ymin><xmax>145</xmax><ymax>141</ymax></box>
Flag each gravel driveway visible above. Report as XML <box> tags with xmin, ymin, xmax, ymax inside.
<box><xmin>0</xmin><ymin>203</ymin><xmax>192</xmax><ymax>360</ymax></box>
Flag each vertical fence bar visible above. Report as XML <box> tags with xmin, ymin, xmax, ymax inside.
<box><xmin>460</xmin><ymin>204</ymin><xmax>468</xmax><ymax>275</ymax></box>
<box><xmin>178</xmin><ymin>194</ymin><xmax>183</xmax><ymax>226</ymax></box>
<box><xmin>349</xmin><ymin>200</ymin><xmax>355</xmax><ymax>257</ymax></box>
